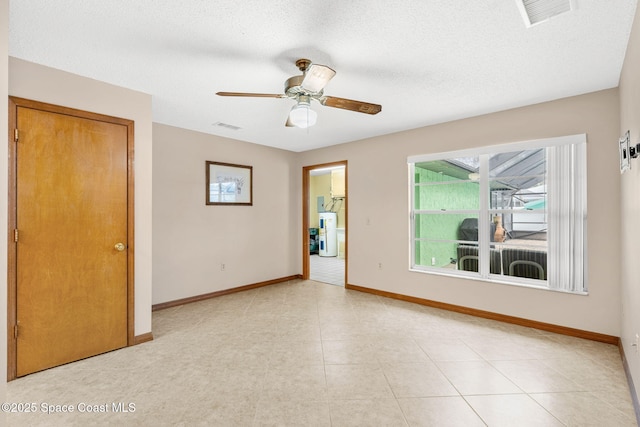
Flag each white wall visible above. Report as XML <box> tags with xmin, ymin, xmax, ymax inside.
<box><xmin>619</xmin><ymin>1</ymin><xmax>640</xmax><ymax>408</ymax></box>
<box><xmin>298</xmin><ymin>88</ymin><xmax>621</xmax><ymax>336</ymax></box>
<box><xmin>1</xmin><ymin>0</ymin><xmax>9</xmax><ymax>414</ymax></box>
<box><xmin>8</xmin><ymin>58</ymin><xmax>153</xmax><ymax>337</ymax></box>
<box><xmin>152</xmin><ymin>123</ymin><xmax>298</xmax><ymax>304</ymax></box>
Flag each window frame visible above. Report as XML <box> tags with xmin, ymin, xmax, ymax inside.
<box><xmin>408</xmin><ymin>134</ymin><xmax>587</xmax><ymax>294</ymax></box>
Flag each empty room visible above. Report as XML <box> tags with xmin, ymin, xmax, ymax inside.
<box><xmin>1</xmin><ymin>1</ymin><xmax>640</xmax><ymax>425</ymax></box>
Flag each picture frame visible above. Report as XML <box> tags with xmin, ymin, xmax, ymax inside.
<box><xmin>619</xmin><ymin>131</ymin><xmax>631</xmax><ymax>173</ymax></box>
<box><xmin>206</xmin><ymin>161</ymin><xmax>253</xmax><ymax>205</ymax></box>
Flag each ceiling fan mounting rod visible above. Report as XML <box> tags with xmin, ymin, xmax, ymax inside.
<box><xmin>295</xmin><ymin>58</ymin><xmax>311</xmax><ymax>73</ymax></box>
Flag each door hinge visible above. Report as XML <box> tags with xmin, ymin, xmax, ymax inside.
<box><xmin>14</xmin><ymin>129</ymin><xmax>18</xmax><ymax>142</ymax></box>
<box><xmin>14</xmin><ymin>229</ymin><xmax>18</xmax><ymax>243</ymax></box>
<box><xmin>14</xmin><ymin>324</ymin><xmax>18</xmax><ymax>339</ymax></box>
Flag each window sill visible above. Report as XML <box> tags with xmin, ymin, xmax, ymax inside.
<box><xmin>409</xmin><ymin>266</ymin><xmax>588</xmax><ymax>296</ymax></box>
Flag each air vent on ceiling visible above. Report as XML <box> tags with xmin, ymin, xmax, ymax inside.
<box><xmin>213</xmin><ymin>122</ymin><xmax>242</xmax><ymax>131</ymax></box>
<box><xmin>517</xmin><ymin>0</ymin><xmax>573</xmax><ymax>27</ymax></box>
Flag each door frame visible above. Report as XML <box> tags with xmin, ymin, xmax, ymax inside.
<box><xmin>302</xmin><ymin>160</ymin><xmax>348</xmax><ymax>283</ymax></box>
<box><xmin>7</xmin><ymin>97</ymin><xmax>136</xmax><ymax>380</ymax></box>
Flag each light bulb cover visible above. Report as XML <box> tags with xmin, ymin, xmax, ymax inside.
<box><xmin>289</xmin><ymin>101</ymin><xmax>317</xmax><ymax>128</ymax></box>
<box><xmin>301</xmin><ymin>64</ymin><xmax>336</xmax><ymax>93</ymax></box>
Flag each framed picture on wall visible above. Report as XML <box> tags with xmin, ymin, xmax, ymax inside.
<box><xmin>619</xmin><ymin>131</ymin><xmax>631</xmax><ymax>173</ymax></box>
<box><xmin>206</xmin><ymin>161</ymin><xmax>253</xmax><ymax>205</ymax></box>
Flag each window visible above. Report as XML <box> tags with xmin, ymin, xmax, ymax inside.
<box><xmin>409</xmin><ymin>134</ymin><xmax>587</xmax><ymax>293</ymax></box>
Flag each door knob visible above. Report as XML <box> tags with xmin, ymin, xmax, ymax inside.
<box><xmin>114</xmin><ymin>243</ymin><xmax>126</xmax><ymax>252</ymax></box>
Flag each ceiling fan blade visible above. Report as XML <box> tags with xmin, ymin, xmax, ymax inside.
<box><xmin>320</xmin><ymin>96</ymin><xmax>382</xmax><ymax>115</ymax></box>
<box><xmin>301</xmin><ymin>64</ymin><xmax>336</xmax><ymax>93</ymax></box>
<box><xmin>216</xmin><ymin>92</ymin><xmax>286</xmax><ymax>98</ymax></box>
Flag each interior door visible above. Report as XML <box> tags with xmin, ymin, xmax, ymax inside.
<box><xmin>10</xmin><ymin>99</ymin><xmax>132</xmax><ymax>377</ymax></box>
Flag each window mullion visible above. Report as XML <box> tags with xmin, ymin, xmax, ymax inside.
<box><xmin>478</xmin><ymin>155</ymin><xmax>490</xmax><ymax>278</ymax></box>
<box><xmin>409</xmin><ymin>163</ymin><xmax>416</xmax><ymax>268</ymax></box>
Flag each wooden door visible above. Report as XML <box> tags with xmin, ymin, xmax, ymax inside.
<box><xmin>8</xmin><ymin>98</ymin><xmax>134</xmax><ymax>378</ymax></box>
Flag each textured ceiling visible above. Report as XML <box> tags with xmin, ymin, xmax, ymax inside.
<box><xmin>8</xmin><ymin>1</ymin><xmax>638</xmax><ymax>152</ymax></box>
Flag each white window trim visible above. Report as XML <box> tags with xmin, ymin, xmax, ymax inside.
<box><xmin>408</xmin><ymin>134</ymin><xmax>587</xmax><ymax>295</ymax></box>
<box><xmin>407</xmin><ymin>134</ymin><xmax>585</xmax><ymax>164</ymax></box>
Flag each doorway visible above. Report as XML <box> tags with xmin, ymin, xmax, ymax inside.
<box><xmin>7</xmin><ymin>97</ymin><xmax>135</xmax><ymax>380</ymax></box>
<box><xmin>302</xmin><ymin>161</ymin><xmax>347</xmax><ymax>286</ymax></box>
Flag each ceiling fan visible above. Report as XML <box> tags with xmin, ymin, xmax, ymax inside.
<box><xmin>217</xmin><ymin>58</ymin><xmax>382</xmax><ymax>128</ymax></box>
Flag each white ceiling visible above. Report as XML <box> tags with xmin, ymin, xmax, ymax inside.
<box><xmin>8</xmin><ymin>1</ymin><xmax>638</xmax><ymax>152</ymax></box>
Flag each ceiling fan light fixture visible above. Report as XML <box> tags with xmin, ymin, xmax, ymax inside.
<box><xmin>289</xmin><ymin>99</ymin><xmax>317</xmax><ymax>128</ymax></box>
<box><xmin>301</xmin><ymin>64</ymin><xmax>336</xmax><ymax>93</ymax></box>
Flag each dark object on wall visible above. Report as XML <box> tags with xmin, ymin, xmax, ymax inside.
<box><xmin>620</xmin><ymin>130</ymin><xmax>632</xmax><ymax>172</ymax></box>
<box><xmin>309</xmin><ymin>228</ymin><xmax>319</xmax><ymax>254</ymax></box>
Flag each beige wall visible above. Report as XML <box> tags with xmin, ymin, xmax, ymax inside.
<box><xmin>1</xmin><ymin>0</ymin><xmax>8</xmax><ymax>412</ymax></box>
<box><xmin>619</xmin><ymin>1</ymin><xmax>640</xmax><ymax>408</ymax></box>
<box><xmin>298</xmin><ymin>88</ymin><xmax>621</xmax><ymax>336</ymax></box>
<box><xmin>8</xmin><ymin>58</ymin><xmax>153</xmax><ymax>337</ymax></box>
<box><xmin>152</xmin><ymin>123</ymin><xmax>298</xmax><ymax>304</ymax></box>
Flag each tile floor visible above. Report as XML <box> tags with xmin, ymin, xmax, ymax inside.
<box><xmin>6</xmin><ymin>279</ymin><xmax>639</xmax><ymax>426</ymax></box>
<box><xmin>310</xmin><ymin>254</ymin><xmax>345</xmax><ymax>286</ymax></box>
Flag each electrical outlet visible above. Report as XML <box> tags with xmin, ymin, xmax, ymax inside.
<box><xmin>378</xmin><ymin>262</ymin><xmax>382</xmax><ymax>270</ymax></box>
<box><xmin>431</xmin><ymin>257</ymin><xmax>436</xmax><ymax>266</ymax></box>
<box><xmin>221</xmin><ymin>263</ymin><xmax>226</xmax><ymax>271</ymax></box>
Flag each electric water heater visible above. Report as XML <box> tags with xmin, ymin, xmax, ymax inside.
<box><xmin>318</xmin><ymin>212</ymin><xmax>337</xmax><ymax>257</ymax></box>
